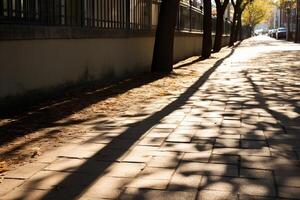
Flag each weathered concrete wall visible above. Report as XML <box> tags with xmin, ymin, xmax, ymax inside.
<box><xmin>0</xmin><ymin>33</ymin><xmax>230</xmax><ymax>99</ymax></box>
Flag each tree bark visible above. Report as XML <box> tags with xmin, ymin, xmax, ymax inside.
<box><xmin>235</xmin><ymin>13</ymin><xmax>242</xmax><ymax>41</ymax></box>
<box><xmin>213</xmin><ymin>0</ymin><xmax>229</xmax><ymax>52</ymax></box>
<box><xmin>229</xmin><ymin>11</ymin><xmax>237</xmax><ymax>46</ymax></box>
<box><xmin>229</xmin><ymin>0</ymin><xmax>240</xmax><ymax>46</ymax></box>
<box><xmin>151</xmin><ymin>0</ymin><xmax>180</xmax><ymax>73</ymax></box>
<box><xmin>202</xmin><ymin>0</ymin><xmax>212</xmax><ymax>59</ymax></box>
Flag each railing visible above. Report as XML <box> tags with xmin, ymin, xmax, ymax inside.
<box><xmin>176</xmin><ymin>1</ymin><xmax>203</xmax><ymax>32</ymax></box>
<box><xmin>0</xmin><ymin>0</ymin><xmax>151</xmax><ymax>30</ymax></box>
<box><xmin>176</xmin><ymin>1</ymin><xmax>231</xmax><ymax>35</ymax></box>
<box><xmin>0</xmin><ymin>0</ymin><xmax>231</xmax><ymax>34</ymax></box>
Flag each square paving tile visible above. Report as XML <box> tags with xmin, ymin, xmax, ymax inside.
<box><xmin>200</xmin><ymin>176</ymin><xmax>276</xmax><ymax>197</ymax></box>
<box><xmin>120</xmin><ymin>188</ymin><xmax>197</xmax><ymax>200</ymax></box>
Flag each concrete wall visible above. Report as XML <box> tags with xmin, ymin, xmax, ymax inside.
<box><xmin>0</xmin><ymin>33</ymin><xmax>229</xmax><ymax>99</ymax></box>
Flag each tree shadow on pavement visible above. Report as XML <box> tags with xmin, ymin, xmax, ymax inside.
<box><xmin>8</xmin><ymin>44</ymin><xmax>237</xmax><ymax>200</ymax></box>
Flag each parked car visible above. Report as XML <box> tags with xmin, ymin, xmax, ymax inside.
<box><xmin>268</xmin><ymin>29</ymin><xmax>273</xmax><ymax>37</ymax></box>
<box><xmin>268</xmin><ymin>29</ymin><xmax>277</xmax><ymax>38</ymax></box>
<box><xmin>276</xmin><ymin>27</ymin><xmax>287</xmax><ymax>39</ymax></box>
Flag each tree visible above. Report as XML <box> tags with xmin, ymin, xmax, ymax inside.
<box><xmin>242</xmin><ymin>0</ymin><xmax>273</xmax><ymax>35</ymax></box>
<box><xmin>236</xmin><ymin>0</ymin><xmax>252</xmax><ymax>40</ymax></box>
<box><xmin>151</xmin><ymin>0</ymin><xmax>180</xmax><ymax>73</ymax></box>
<box><xmin>202</xmin><ymin>0</ymin><xmax>212</xmax><ymax>58</ymax></box>
<box><xmin>229</xmin><ymin>0</ymin><xmax>242</xmax><ymax>46</ymax></box>
<box><xmin>229</xmin><ymin>0</ymin><xmax>252</xmax><ymax>46</ymax></box>
<box><xmin>214</xmin><ymin>0</ymin><xmax>230</xmax><ymax>52</ymax></box>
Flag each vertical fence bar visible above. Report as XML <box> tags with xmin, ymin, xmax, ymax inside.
<box><xmin>148</xmin><ymin>0</ymin><xmax>152</xmax><ymax>30</ymax></box>
<box><xmin>189</xmin><ymin>0</ymin><xmax>192</xmax><ymax>31</ymax></box>
<box><xmin>0</xmin><ymin>0</ymin><xmax>153</xmax><ymax>32</ymax></box>
<box><xmin>7</xmin><ymin>0</ymin><xmax>12</xmax><ymax>19</ymax></box>
<box><xmin>0</xmin><ymin>0</ymin><xmax>3</xmax><ymax>17</ymax></box>
<box><xmin>126</xmin><ymin>0</ymin><xmax>130</xmax><ymax>29</ymax></box>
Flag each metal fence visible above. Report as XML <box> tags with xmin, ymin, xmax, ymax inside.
<box><xmin>176</xmin><ymin>1</ymin><xmax>203</xmax><ymax>31</ymax></box>
<box><xmin>0</xmin><ymin>0</ymin><xmax>151</xmax><ymax>30</ymax></box>
<box><xmin>0</xmin><ymin>0</ymin><xmax>231</xmax><ymax>34</ymax></box>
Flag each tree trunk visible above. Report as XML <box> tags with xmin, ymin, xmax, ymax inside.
<box><xmin>151</xmin><ymin>0</ymin><xmax>180</xmax><ymax>73</ymax></box>
<box><xmin>235</xmin><ymin>13</ymin><xmax>242</xmax><ymax>41</ymax></box>
<box><xmin>213</xmin><ymin>0</ymin><xmax>229</xmax><ymax>52</ymax></box>
<box><xmin>229</xmin><ymin>11</ymin><xmax>237</xmax><ymax>46</ymax></box>
<box><xmin>202</xmin><ymin>0</ymin><xmax>212</xmax><ymax>59</ymax></box>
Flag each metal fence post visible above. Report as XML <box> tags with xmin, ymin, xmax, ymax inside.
<box><xmin>80</xmin><ymin>0</ymin><xmax>84</xmax><ymax>27</ymax></box>
<box><xmin>189</xmin><ymin>0</ymin><xmax>192</xmax><ymax>31</ymax></box>
<box><xmin>149</xmin><ymin>0</ymin><xmax>152</xmax><ymax>30</ymax></box>
<box><xmin>126</xmin><ymin>0</ymin><xmax>130</xmax><ymax>30</ymax></box>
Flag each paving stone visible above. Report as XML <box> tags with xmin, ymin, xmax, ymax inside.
<box><xmin>122</xmin><ymin>146</ymin><xmax>157</xmax><ymax>163</ymax></box>
<box><xmin>148</xmin><ymin>128</ymin><xmax>174</xmax><ymax>134</ymax></box>
<box><xmin>93</xmin><ymin>148</ymin><xmax>128</xmax><ymax>162</ymax></box>
<box><xmin>160</xmin><ymin>142</ymin><xmax>212</xmax><ymax>153</ymax></box>
<box><xmin>213</xmin><ymin>147</ymin><xmax>271</xmax><ymax>156</ymax></box>
<box><xmin>240</xmin><ymin>168</ymin><xmax>273</xmax><ymax>179</ymax></box>
<box><xmin>223</xmin><ymin>113</ymin><xmax>241</xmax><ymax>120</ymax></box>
<box><xmin>105</xmin><ymin>162</ymin><xmax>145</xmax><ymax>178</ymax></box>
<box><xmin>4</xmin><ymin>163</ymin><xmax>48</xmax><ymax>179</ymax></box>
<box><xmin>219</xmin><ymin>127</ymin><xmax>251</xmax><ymax>135</ymax></box>
<box><xmin>222</xmin><ymin>119</ymin><xmax>241</xmax><ymax>128</ymax></box>
<box><xmin>36</xmin><ymin>143</ymin><xmax>78</xmax><ymax>163</ymax></box>
<box><xmin>120</xmin><ymin>188</ymin><xmax>197</xmax><ymax>200</ymax></box>
<box><xmin>0</xmin><ymin>189</ymin><xmax>49</xmax><ymax>200</ymax></box>
<box><xmin>270</xmin><ymin>148</ymin><xmax>298</xmax><ymax>160</ymax></box>
<box><xmin>0</xmin><ymin>178</ymin><xmax>24</xmax><ymax>196</ymax></box>
<box><xmin>263</xmin><ymin>131</ymin><xmax>286</xmax><ymax>139</ymax></box>
<box><xmin>44</xmin><ymin>158</ymin><xmax>86</xmax><ymax>172</ymax></box>
<box><xmin>58</xmin><ymin>143</ymin><xmax>106</xmax><ymax>159</ymax></box>
<box><xmin>168</xmin><ymin>173</ymin><xmax>203</xmax><ymax>190</ymax></box>
<box><xmin>19</xmin><ymin>170</ymin><xmax>71</xmax><ymax>190</ymax></box>
<box><xmin>276</xmin><ymin>174</ymin><xmax>300</xmax><ymax>187</ymax></box>
<box><xmin>241</xmin><ymin>130</ymin><xmax>265</xmax><ymax>140</ymax></box>
<box><xmin>161</xmin><ymin>116</ymin><xmax>185</xmax><ymax>124</ymax></box>
<box><xmin>177</xmin><ymin>162</ymin><xmax>238</xmax><ymax>177</ymax></box>
<box><xmin>238</xmin><ymin>194</ymin><xmax>277</xmax><ymax>200</ymax></box>
<box><xmin>138</xmin><ymin>137</ymin><xmax>165</xmax><ymax>146</ymax></box>
<box><xmin>166</xmin><ymin>134</ymin><xmax>193</xmax><ymax>143</ymax></box>
<box><xmin>155</xmin><ymin>123</ymin><xmax>178</xmax><ymax>129</ymax></box>
<box><xmin>182</xmin><ymin>151</ymin><xmax>211</xmax><ymax>163</ymax></box>
<box><xmin>215</xmin><ymin>139</ymin><xmax>240</xmax><ymax>148</ymax></box>
<box><xmin>241</xmin><ymin>140</ymin><xmax>267</xmax><ymax>149</ymax></box>
<box><xmin>209</xmin><ymin>155</ymin><xmax>239</xmax><ymax>165</ymax></box>
<box><xmin>217</xmin><ymin>134</ymin><xmax>240</xmax><ymax>139</ymax></box>
<box><xmin>81</xmin><ymin>133</ymin><xmax>119</xmax><ymax>144</ymax></box>
<box><xmin>268</xmin><ymin>139</ymin><xmax>300</xmax><ymax>150</ymax></box>
<box><xmin>78</xmin><ymin>176</ymin><xmax>131</xmax><ymax>199</ymax></box>
<box><xmin>201</xmin><ymin>112</ymin><xmax>223</xmax><ymax>118</ymax></box>
<box><xmin>138</xmin><ymin>167</ymin><xmax>175</xmax><ymax>180</ymax></box>
<box><xmin>200</xmin><ymin>176</ymin><xmax>276</xmax><ymax>197</ymax></box>
<box><xmin>145</xmin><ymin>131</ymin><xmax>170</xmax><ymax>138</ymax></box>
<box><xmin>44</xmin><ymin>158</ymin><xmax>112</xmax><ymax>174</ymax></box>
<box><xmin>194</xmin><ymin>128</ymin><xmax>220</xmax><ymax>138</ymax></box>
<box><xmin>278</xmin><ymin>186</ymin><xmax>300</xmax><ymax>199</ymax></box>
<box><xmin>200</xmin><ymin>118</ymin><xmax>223</xmax><ymax>126</ymax></box>
<box><xmin>147</xmin><ymin>155</ymin><xmax>182</xmax><ymax>168</ymax></box>
<box><xmin>122</xmin><ymin>152</ymin><xmax>153</xmax><ymax>163</ymax></box>
<box><xmin>197</xmin><ymin>190</ymin><xmax>238</xmax><ymax>200</ymax></box>
<box><xmin>126</xmin><ymin>178</ymin><xmax>169</xmax><ymax>190</ymax></box>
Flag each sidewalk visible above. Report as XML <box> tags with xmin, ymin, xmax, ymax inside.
<box><xmin>1</xmin><ymin>36</ymin><xmax>300</xmax><ymax>200</ymax></box>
